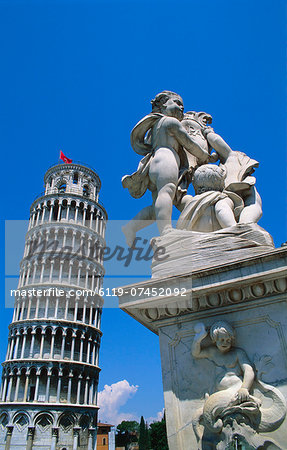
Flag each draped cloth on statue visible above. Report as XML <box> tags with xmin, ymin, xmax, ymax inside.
<box><xmin>177</xmin><ymin>190</ymin><xmax>244</xmax><ymax>231</ymax></box>
<box><xmin>122</xmin><ymin>113</ymin><xmax>195</xmax><ymax>201</ymax></box>
<box><xmin>222</xmin><ymin>150</ymin><xmax>259</xmax><ymax>192</ymax></box>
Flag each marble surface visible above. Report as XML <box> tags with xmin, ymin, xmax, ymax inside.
<box><xmin>118</xmin><ymin>248</ymin><xmax>287</xmax><ymax>449</ymax></box>
<box><xmin>151</xmin><ymin>223</ymin><xmax>274</xmax><ymax>278</ymax></box>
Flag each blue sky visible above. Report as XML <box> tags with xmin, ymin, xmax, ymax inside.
<box><xmin>1</xmin><ymin>0</ymin><xmax>286</xmax><ymax>425</ymax></box>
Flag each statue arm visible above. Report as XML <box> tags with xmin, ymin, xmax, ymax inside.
<box><xmin>241</xmin><ymin>363</ymin><xmax>255</xmax><ymax>391</ymax></box>
<box><xmin>167</xmin><ymin>120</ymin><xmax>210</xmax><ymax>164</ymax></box>
<box><xmin>236</xmin><ymin>349</ymin><xmax>255</xmax><ymax>402</ymax></box>
<box><xmin>239</xmin><ymin>186</ymin><xmax>262</xmax><ymax>224</ymax></box>
<box><xmin>192</xmin><ymin>323</ymin><xmax>209</xmax><ymax>359</ymax></box>
<box><xmin>203</xmin><ymin>128</ymin><xmax>232</xmax><ymax>163</ymax></box>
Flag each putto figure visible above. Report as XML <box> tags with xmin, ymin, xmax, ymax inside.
<box><xmin>122</xmin><ymin>90</ymin><xmax>212</xmax><ymax>246</ymax></box>
<box><xmin>191</xmin><ymin>321</ymin><xmax>286</xmax><ymax>449</ymax></box>
<box><xmin>122</xmin><ymin>91</ymin><xmax>265</xmax><ymax>247</ymax></box>
<box><xmin>177</xmin><ymin>164</ymin><xmax>244</xmax><ymax>232</ymax></box>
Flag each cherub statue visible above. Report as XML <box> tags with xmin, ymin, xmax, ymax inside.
<box><xmin>122</xmin><ymin>91</ymin><xmax>212</xmax><ymax>246</ymax></box>
<box><xmin>202</xmin><ymin>126</ymin><xmax>263</xmax><ymax>224</ymax></box>
<box><xmin>176</xmin><ymin>112</ymin><xmax>263</xmax><ymax>232</ymax></box>
<box><xmin>177</xmin><ymin>164</ymin><xmax>244</xmax><ymax>232</ymax></box>
<box><xmin>191</xmin><ymin>321</ymin><xmax>286</xmax><ymax>449</ymax></box>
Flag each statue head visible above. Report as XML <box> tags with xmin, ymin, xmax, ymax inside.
<box><xmin>192</xmin><ymin>164</ymin><xmax>226</xmax><ymax>195</ymax></box>
<box><xmin>210</xmin><ymin>321</ymin><xmax>235</xmax><ymax>353</ymax></box>
<box><xmin>151</xmin><ymin>91</ymin><xmax>184</xmax><ymax>120</ymax></box>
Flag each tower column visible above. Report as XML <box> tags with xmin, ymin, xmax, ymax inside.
<box><xmin>20</xmin><ymin>331</ymin><xmax>27</xmax><ymax>359</ymax></box>
<box><xmin>5</xmin><ymin>337</ymin><xmax>11</xmax><ymax>360</ymax></box>
<box><xmin>35</xmin><ymin>208</ymin><xmax>41</xmax><ymax>226</ymax></box>
<box><xmin>45</xmin><ymin>371</ymin><xmax>51</xmax><ymax>402</ymax></box>
<box><xmin>44</xmin><ymin>296</ymin><xmax>49</xmax><ymax>317</ymax></box>
<box><xmin>79</xmin><ymin>335</ymin><xmax>84</xmax><ymax>362</ymax></box>
<box><xmin>13</xmin><ymin>371</ymin><xmax>21</xmax><ymax>402</ymax></box>
<box><xmin>64</xmin><ymin>297</ymin><xmax>69</xmax><ymax>319</ymax></box>
<box><xmin>23</xmin><ymin>372</ymin><xmax>30</xmax><ymax>402</ymax></box>
<box><xmin>82</xmin><ymin>207</ymin><xmax>87</xmax><ymax>225</ymax></box>
<box><xmin>84</xmin><ymin>376</ymin><xmax>89</xmax><ymax>404</ymax></box>
<box><xmin>74</xmin><ymin>204</ymin><xmax>79</xmax><ymax>222</ymax></box>
<box><xmin>90</xmin><ymin>209</ymin><xmax>94</xmax><ymax>230</ymax></box>
<box><xmin>27</xmin><ymin>298</ymin><xmax>32</xmax><ymax>319</ymax></box>
<box><xmin>51</xmin><ymin>428</ymin><xmax>58</xmax><ymax>450</ymax></box>
<box><xmin>1</xmin><ymin>376</ymin><xmax>8</xmax><ymax>402</ymax></box>
<box><xmin>34</xmin><ymin>370</ymin><xmax>40</xmax><ymax>401</ymax></box>
<box><xmin>29</xmin><ymin>330</ymin><xmax>36</xmax><ymax>357</ymax></box>
<box><xmin>76</xmin><ymin>375</ymin><xmax>82</xmax><ymax>404</ymax></box>
<box><xmin>71</xmin><ymin>332</ymin><xmax>76</xmax><ymax>360</ymax></box>
<box><xmin>6</xmin><ymin>373</ymin><xmax>13</xmax><ymax>402</ymax></box>
<box><xmin>50</xmin><ymin>330</ymin><xmax>56</xmax><ymax>358</ymax></box>
<box><xmin>5</xmin><ymin>426</ymin><xmax>13</xmax><ymax>450</ymax></box>
<box><xmin>32</xmin><ymin>261</ymin><xmax>38</xmax><ymax>283</ymax></box>
<box><xmin>49</xmin><ymin>204</ymin><xmax>53</xmax><ymax>221</ymax></box>
<box><xmin>73</xmin><ymin>427</ymin><xmax>80</xmax><ymax>450</ymax></box>
<box><xmin>13</xmin><ymin>332</ymin><xmax>20</xmax><ymax>359</ymax></box>
<box><xmin>49</xmin><ymin>261</ymin><xmax>54</xmax><ymax>283</ymax></box>
<box><xmin>56</xmin><ymin>370</ymin><xmax>62</xmax><ymax>403</ymax></box>
<box><xmin>86</xmin><ymin>338</ymin><xmax>92</xmax><ymax>364</ymax></box>
<box><xmin>41</xmin><ymin>204</ymin><xmax>47</xmax><ymax>223</ymax></box>
<box><xmin>39</xmin><ymin>330</ymin><xmax>45</xmax><ymax>358</ymax></box>
<box><xmin>57</xmin><ymin>203</ymin><xmax>62</xmax><ymax>221</ymax></box>
<box><xmin>67</xmin><ymin>372</ymin><xmax>73</xmax><ymax>403</ymax></box>
<box><xmin>26</xmin><ymin>427</ymin><xmax>35</xmax><ymax>450</ymax></box>
<box><xmin>61</xmin><ymin>332</ymin><xmax>66</xmax><ymax>359</ymax></box>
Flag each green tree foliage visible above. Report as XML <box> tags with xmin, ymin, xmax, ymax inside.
<box><xmin>149</xmin><ymin>416</ymin><xmax>168</xmax><ymax>450</ymax></box>
<box><xmin>116</xmin><ymin>420</ymin><xmax>139</xmax><ymax>448</ymax></box>
<box><xmin>138</xmin><ymin>416</ymin><xmax>149</xmax><ymax>450</ymax></box>
<box><xmin>117</xmin><ymin>421</ymin><xmax>139</xmax><ymax>434</ymax></box>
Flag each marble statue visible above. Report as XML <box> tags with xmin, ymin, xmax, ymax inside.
<box><xmin>177</xmin><ymin>120</ymin><xmax>263</xmax><ymax>232</ymax></box>
<box><xmin>122</xmin><ymin>91</ymin><xmax>263</xmax><ymax>246</ymax></box>
<box><xmin>177</xmin><ymin>164</ymin><xmax>243</xmax><ymax>232</ymax></box>
<box><xmin>192</xmin><ymin>321</ymin><xmax>286</xmax><ymax>449</ymax></box>
<box><xmin>122</xmin><ymin>91</ymin><xmax>213</xmax><ymax>246</ymax></box>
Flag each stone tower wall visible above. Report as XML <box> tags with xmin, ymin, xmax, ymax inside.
<box><xmin>0</xmin><ymin>163</ymin><xmax>107</xmax><ymax>450</ymax></box>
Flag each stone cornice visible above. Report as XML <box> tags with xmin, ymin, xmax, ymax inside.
<box><xmin>0</xmin><ymin>402</ymin><xmax>99</xmax><ymax>410</ymax></box>
<box><xmin>44</xmin><ymin>163</ymin><xmax>101</xmax><ymax>189</ymax></box>
<box><xmin>30</xmin><ymin>192</ymin><xmax>107</xmax><ymax>219</ymax></box>
<box><xmin>8</xmin><ymin>319</ymin><xmax>102</xmax><ymax>336</ymax></box>
<box><xmin>118</xmin><ymin>247</ymin><xmax>287</xmax><ymax>334</ymax></box>
<box><xmin>25</xmin><ymin>220</ymin><xmax>106</xmax><ymax>247</ymax></box>
<box><xmin>2</xmin><ymin>359</ymin><xmax>101</xmax><ymax>372</ymax></box>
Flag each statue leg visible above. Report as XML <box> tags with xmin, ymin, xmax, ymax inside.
<box><xmin>239</xmin><ymin>187</ymin><xmax>262</xmax><ymax>224</ymax></box>
<box><xmin>149</xmin><ymin>148</ymin><xmax>179</xmax><ymax>235</ymax></box>
<box><xmin>154</xmin><ymin>181</ymin><xmax>177</xmax><ymax>235</ymax></box>
<box><xmin>214</xmin><ymin>198</ymin><xmax>237</xmax><ymax>228</ymax></box>
<box><xmin>122</xmin><ymin>204</ymin><xmax>156</xmax><ymax>247</ymax></box>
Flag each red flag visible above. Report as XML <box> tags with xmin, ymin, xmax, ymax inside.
<box><xmin>59</xmin><ymin>150</ymin><xmax>72</xmax><ymax>164</ymax></box>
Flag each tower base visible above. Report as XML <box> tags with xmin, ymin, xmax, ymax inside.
<box><xmin>0</xmin><ymin>404</ymin><xmax>97</xmax><ymax>450</ymax></box>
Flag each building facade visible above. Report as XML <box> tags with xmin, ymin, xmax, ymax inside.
<box><xmin>0</xmin><ymin>163</ymin><xmax>107</xmax><ymax>449</ymax></box>
<box><xmin>96</xmin><ymin>423</ymin><xmax>115</xmax><ymax>450</ymax></box>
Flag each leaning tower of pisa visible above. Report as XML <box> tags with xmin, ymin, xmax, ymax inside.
<box><xmin>0</xmin><ymin>162</ymin><xmax>107</xmax><ymax>449</ymax></box>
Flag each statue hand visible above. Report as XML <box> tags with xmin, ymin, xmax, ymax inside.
<box><xmin>202</xmin><ymin>126</ymin><xmax>214</xmax><ymax>137</ymax></box>
<box><xmin>194</xmin><ymin>322</ymin><xmax>208</xmax><ymax>339</ymax></box>
<box><xmin>209</xmin><ymin>152</ymin><xmax>219</xmax><ymax>163</ymax></box>
<box><xmin>236</xmin><ymin>388</ymin><xmax>250</xmax><ymax>403</ymax></box>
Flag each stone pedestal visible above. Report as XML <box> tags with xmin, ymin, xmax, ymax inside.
<box><xmin>119</xmin><ymin>247</ymin><xmax>287</xmax><ymax>449</ymax></box>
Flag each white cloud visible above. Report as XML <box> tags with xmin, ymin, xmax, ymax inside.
<box><xmin>147</xmin><ymin>408</ymin><xmax>164</xmax><ymax>424</ymax></box>
<box><xmin>98</xmin><ymin>380</ymin><xmax>139</xmax><ymax>425</ymax></box>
